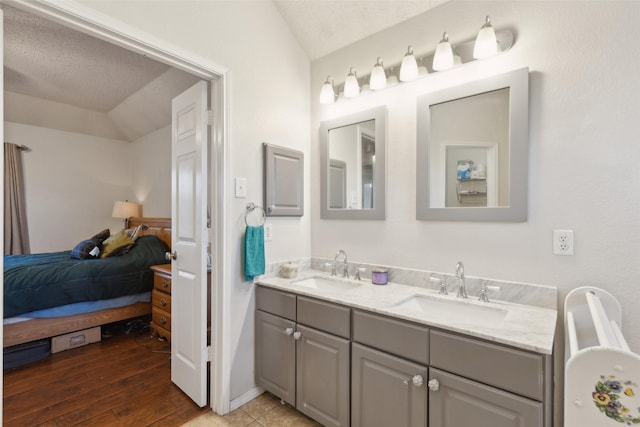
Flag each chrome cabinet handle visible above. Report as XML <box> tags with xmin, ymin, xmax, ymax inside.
<box><xmin>427</xmin><ymin>378</ymin><xmax>440</xmax><ymax>391</ymax></box>
<box><xmin>293</xmin><ymin>331</ymin><xmax>302</xmax><ymax>340</ymax></box>
<box><xmin>284</xmin><ymin>327</ymin><xmax>294</xmax><ymax>336</ymax></box>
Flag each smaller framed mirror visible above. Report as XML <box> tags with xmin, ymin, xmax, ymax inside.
<box><xmin>416</xmin><ymin>68</ymin><xmax>529</xmax><ymax>222</ymax></box>
<box><xmin>320</xmin><ymin>106</ymin><xmax>386</xmax><ymax>219</ymax></box>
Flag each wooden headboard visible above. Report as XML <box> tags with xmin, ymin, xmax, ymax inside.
<box><xmin>128</xmin><ymin>217</ymin><xmax>171</xmax><ymax>249</ymax></box>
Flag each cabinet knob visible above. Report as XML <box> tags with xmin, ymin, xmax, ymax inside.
<box><xmin>159</xmin><ymin>316</ymin><xmax>167</xmax><ymax>325</ymax></box>
<box><xmin>293</xmin><ymin>331</ymin><xmax>302</xmax><ymax>340</ymax></box>
<box><xmin>161</xmin><ymin>280</ymin><xmax>169</xmax><ymax>288</ymax></box>
<box><xmin>427</xmin><ymin>378</ymin><xmax>440</xmax><ymax>391</ymax></box>
<box><xmin>412</xmin><ymin>375</ymin><xmax>424</xmax><ymax>387</ymax></box>
<box><xmin>160</xmin><ymin>298</ymin><xmax>167</xmax><ymax>307</ymax></box>
<box><xmin>284</xmin><ymin>327</ymin><xmax>294</xmax><ymax>336</ymax></box>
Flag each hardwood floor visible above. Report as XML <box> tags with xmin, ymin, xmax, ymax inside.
<box><xmin>3</xmin><ymin>320</ymin><xmax>208</xmax><ymax>426</ymax></box>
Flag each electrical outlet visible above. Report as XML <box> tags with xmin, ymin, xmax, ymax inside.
<box><xmin>264</xmin><ymin>222</ymin><xmax>273</xmax><ymax>241</ymax></box>
<box><xmin>553</xmin><ymin>229</ymin><xmax>574</xmax><ymax>255</ymax></box>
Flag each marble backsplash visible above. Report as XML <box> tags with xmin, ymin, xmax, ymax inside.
<box><xmin>261</xmin><ymin>257</ymin><xmax>557</xmax><ymax>310</ymax></box>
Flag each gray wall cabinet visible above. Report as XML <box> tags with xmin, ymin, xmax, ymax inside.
<box><xmin>255</xmin><ymin>286</ymin><xmax>552</xmax><ymax>427</ymax></box>
<box><xmin>255</xmin><ymin>286</ymin><xmax>350</xmax><ymax>427</ymax></box>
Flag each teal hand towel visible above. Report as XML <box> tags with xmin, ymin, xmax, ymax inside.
<box><xmin>244</xmin><ymin>225</ymin><xmax>265</xmax><ymax>281</ymax></box>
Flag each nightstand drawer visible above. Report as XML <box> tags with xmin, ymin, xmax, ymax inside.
<box><xmin>154</xmin><ymin>274</ymin><xmax>172</xmax><ymax>293</ymax></box>
<box><xmin>152</xmin><ymin>289</ymin><xmax>172</xmax><ymax>312</ymax></box>
<box><xmin>152</xmin><ymin>307</ymin><xmax>171</xmax><ymax>331</ymax></box>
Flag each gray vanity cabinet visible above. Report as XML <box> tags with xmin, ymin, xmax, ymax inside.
<box><xmin>255</xmin><ymin>287</ymin><xmax>350</xmax><ymax>427</ymax></box>
<box><xmin>428</xmin><ymin>368</ymin><xmax>542</xmax><ymax>427</ymax></box>
<box><xmin>352</xmin><ymin>343</ymin><xmax>428</xmax><ymax>427</ymax></box>
<box><xmin>255</xmin><ymin>309</ymin><xmax>296</xmax><ymax>406</ymax></box>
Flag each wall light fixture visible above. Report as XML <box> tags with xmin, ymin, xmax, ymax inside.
<box><xmin>318</xmin><ymin>15</ymin><xmax>513</xmax><ymax>104</ymax></box>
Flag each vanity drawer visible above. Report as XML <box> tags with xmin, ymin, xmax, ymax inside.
<box><xmin>430</xmin><ymin>330</ymin><xmax>544</xmax><ymax>400</ymax></box>
<box><xmin>297</xmin><ymin>296</ymin><xmax>350</xmax><ymax>339</ymax></box>
<box><xmin>256</xmin><ymin>286</ymin><xmax>296</xmax><ymax>321</ymax></box>
<box><xmin>353</xmin><ymin>310</ymin><xmax>429</xmax><ymax>364</ymax></box>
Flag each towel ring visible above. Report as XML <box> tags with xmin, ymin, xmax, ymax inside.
<box><xmin>245</xmin><ymin>202</ymin><xmax>267</xmax><ymax>226</ymax></box>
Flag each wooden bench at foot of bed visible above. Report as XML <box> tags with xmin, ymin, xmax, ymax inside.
<box><xmin>3</xmin><ymin>302</ymin><xmax>151</xmax><ymax>348</ymax></box>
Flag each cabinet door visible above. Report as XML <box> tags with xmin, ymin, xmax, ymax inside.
<box><xmin>429</xmin><ymin>368</ymin><xmax>542</xmax><ymax>427</ymax></box>
<box><xmin>352</xmin><ymin>343</ymin><xmax>427</xmax><ymax>427</ymax></box>
<box><xmin>296</xmin><ymin>324</ymin><xmax>350</xmax><ymax>427</ymax></box>
<box><xmin>255</xmin><ymin>310</ymin><xmax>296</xmax><ymax>406</ymax></box>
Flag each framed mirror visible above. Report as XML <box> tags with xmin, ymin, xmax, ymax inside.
<box><xmin>416</xmin><ymin>68</ymin><xmax>529</xmax><ymax>221</ymax></box>
<box><xmin>320</xmin><ymin>106</ymin><xmax>386</xmax><ymax>219</ymax></box>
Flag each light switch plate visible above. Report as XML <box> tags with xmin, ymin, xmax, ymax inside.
<box><xmin>235</xmin><ymin>177</ymin><xmax>247</xmax><ymax>198</ymax></box>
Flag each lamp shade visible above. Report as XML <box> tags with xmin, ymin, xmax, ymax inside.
<box><xmin>369</xmin><ymin>57</ymin><xmax>387</xmax><ymax>91</ymax></box>
<box><xmin>433</xmin><ymin>33</ymin><xmax>454</xmax><ymax>71</ymax></box>
<box><xmin>112</xmin><ymin>200</ymin><xmax>141</xmax><ymax>219</ymax></box>
<box><xmin>473</xmin><ymin>16</ymin><xmax>498</xmax><ymax>59</ymax></box>
<box><xmin>344</xmin><ymin>67</ymin><xmax>360</xmax><ymax>98</ymax></box>
<box><xmin>319</xmin><ymin>77</ymin><xmax>335</xmax><ymax>104</ymax></box>
<box><xmin>399</xmin><ymin>46</ymin><xmax>418</xmax><ymax>82</ymax></box>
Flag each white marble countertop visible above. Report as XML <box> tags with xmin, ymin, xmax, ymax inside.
<box><xmin>257</xmin><ymin>270</ymin><xmax>557</xmax><ymax>355</ymax></box>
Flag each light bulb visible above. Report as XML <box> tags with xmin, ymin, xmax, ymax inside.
<box><xmin>473</xmin><ymin>15</ymin><xmax>498</xmax><ymax>59</ymax></box>
<box><xmin>433</xmin><ymin>32</ymin><xmax>454</xmax><ymax>71</ymax></box>
<box><xmin>369</xmin><ymin>57</ymin><xmax>387</xmax><ymax>91</ymax></box>
<box><xmin>319</xmin><ymin>76</ymin><xmax>335</xmax><ymax>104</ymax></box>
<box><xmin>343</xmin><ymin>67</ymin><xmax>360</xmax><ymax>98</ymax></box>
<box><xmin>399</xmin><ymin>45</ymin><xmax>418</xmax><ymax>82</ymax></box>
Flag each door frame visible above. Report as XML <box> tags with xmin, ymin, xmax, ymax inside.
<box><xmin>2</xmin><ymin>0</ymin><xmax>232</xmax><ymax>415</ymax></box>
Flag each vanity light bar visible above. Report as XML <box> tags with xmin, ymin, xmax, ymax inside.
<box><xmin>319</xmin><ymin>15</ymin><xmax>514</xmax><ymax>105</ymax></box>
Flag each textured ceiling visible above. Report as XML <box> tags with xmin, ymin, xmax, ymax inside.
<box><xmin>3</xmin><ymin>5</ymin><xmax>200</xmax><ymax>141</ymax></box>
<box><xmin>273</xmin><ymin>0</ymin><xmax>448</xmax><ymax>60</ymax></box>
<box><xmin>3</xmin><ymin>1</ymin><xmax>447</xmax><ymax>140</ymax></box>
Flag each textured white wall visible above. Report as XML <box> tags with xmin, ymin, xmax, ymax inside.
<box><xmin>5</xmin><ymin>122</ymin><xmax>133</xmax><ymax>252</ymax></box>
<box><xmin>311</xmin><ymin>2</ymin><xmax>640</xmax><ymax>424</ymax></box>
<box><xmin>79</xmin><ymin>0</ymin><xmax>311</xmax><ymax>400</ymax></box>
<box><xmin>130</xmin><ymin>125</ymin><xmax>171</xmax><ymax>218</ymax></box>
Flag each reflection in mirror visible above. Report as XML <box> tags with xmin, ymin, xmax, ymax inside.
<box><xmin>431</xmin><ymin>88</ymin><xmax>509</xmax><ymax>208</ymax></box>
<box><xmin>321</xmin><ymin>107</ymin><xmax>386</xmax><ymax>219</ymax></box>
<box><xmin>416</xmin><ymin>68</ymin><xmax>529</xmax><ymax>221</ymax></box>
<box><xmin>328</xmin><ymin>120</ymin><xmax>375</xmax><ymax>209</ymax></box>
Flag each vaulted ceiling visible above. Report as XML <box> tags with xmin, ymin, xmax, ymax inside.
<box><xmin>3</xmin><ymin>1</ymin><xmax>445</xmax><ymax>141</ymax></box>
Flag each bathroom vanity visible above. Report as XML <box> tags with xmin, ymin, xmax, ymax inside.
<box><xmin>255</xmin><ymin>272</ymin><xmax>556</xmax><ymax>427</ymax></box>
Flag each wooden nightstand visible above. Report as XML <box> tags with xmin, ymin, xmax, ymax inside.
<box><xmin>150</xmin><ymin>264</ymin><xmax>172</xmax><ymax>342</ymax></box>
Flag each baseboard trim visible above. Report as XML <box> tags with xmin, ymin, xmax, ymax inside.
<box><xmin>229</xmin><ymin>386</ymin><xmax>265</xmax><ymax>411</ymax></box>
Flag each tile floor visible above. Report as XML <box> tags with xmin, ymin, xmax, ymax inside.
<box><xmin>181</xmin><ymin>392</ymin><xmax>322</xmax><ymax>427</ymax></box>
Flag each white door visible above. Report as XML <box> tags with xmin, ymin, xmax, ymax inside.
<box><xmin>171</xmin><ymin>80</ymin><xmax>209</xmax><ymax>407</ymax></box>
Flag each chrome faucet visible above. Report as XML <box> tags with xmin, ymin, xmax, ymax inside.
<box><xmin>334</xmin><ymin>250</ymin><xmax>349</xmax><ymax>278</ymax></box>
<box><xmin>455</xmin><ymin>261</ymin><xmax>467</xmax><ymax>298</ymax></box>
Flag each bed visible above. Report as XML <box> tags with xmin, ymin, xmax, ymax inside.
<box><xmin>3</xmin><ymin>217</ymin><xmax>171</xmax><ymax>348</ymax></box>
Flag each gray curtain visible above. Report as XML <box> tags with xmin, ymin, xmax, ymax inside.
<box><xmin>4</xmin><ymin>143</ymin><xmax>30</xmax><ymax>255</ymax></box>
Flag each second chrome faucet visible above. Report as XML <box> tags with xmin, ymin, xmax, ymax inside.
<box><xmin>455</xmin><ymin>261</ymin><xmax>467</xmax><ymax>298</ymax></box>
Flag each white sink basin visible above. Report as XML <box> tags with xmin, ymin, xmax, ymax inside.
<box><xmin>387</xmin><ymin>294</ymin><xmax>508</xmax><ymax>323</ymax></box>
<box><xmin>292</xmin><ymin>276</ymin><xmax>363</xmax><ymax>292</ymax></box>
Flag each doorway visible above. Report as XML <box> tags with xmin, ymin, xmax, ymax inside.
<box><xmin>1</xmin><ymin>0</ymin><xmax>230</xmax><ymax>415</ymax></box>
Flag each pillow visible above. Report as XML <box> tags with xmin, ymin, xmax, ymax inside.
<box><xmin>71</xmin><ymin>239</ymin><xmax>103</xmax><ymax>259</ymax></box>
<box><xmin>100</xmin><ymin>229</ymin><xmax>135</xmax><ymax>258</ymax></box>
<box><xmin>90</xmin><ymin>228</ymin><xmax>110</xmax><ymax>242</ymax></box>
